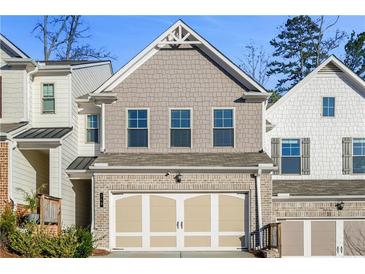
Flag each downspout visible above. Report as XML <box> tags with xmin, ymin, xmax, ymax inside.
<box><xmin>27</xmin><ymin>65</ymin><xmax>39</xmax><ymax>123</ymax></box>
<box><xmin>255</xmin><ymin>167</ymin><xmax>263</xmax><ymax>249</ymax></box>
<box><xmin>101</xmin><ymin>103</ymin><xmax>105</xmax><ymax>152</ymax></box>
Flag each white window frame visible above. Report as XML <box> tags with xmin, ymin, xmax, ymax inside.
<box><xmin>212</xmin><ymin>107</ymin><xmax>235</xmax><ymax>148</ymax></box>
<box><xmin>86</xmin><ymin>114</ymin><xmax>100</xmax><ymax>144</ymax></box>
<box><xmin>169</xmin><ymin>107</ymin><xmax>193</xmax><ymax>148</ymax></box>
<box><xmin>281</xmin><ymin>138</ymin><xmax>301</xmax><ymax>175</ymax></box>
<box><xmin>41</xmin><ymin>83</ymin><xmax>55</xmax><ymax>114</ymax></box>
<box><xmin>126</xmin><ymin>108</ymin><xmax>150</xmax><ymax>148</ymax></box>
<box><xmin>321</xmin><ymin>96</ymin><xmax>336</xmax><ymax>118</ymax></box>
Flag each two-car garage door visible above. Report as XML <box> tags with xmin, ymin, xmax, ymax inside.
<box><xmin>110</xmin><ymin>193</ymin><xmax>249</xmax><ymax>251</ymax></box>
<box><xmin>281</xmin><ymin>219</ymin><xmax>365</xmax><ymax>256</ymax></box>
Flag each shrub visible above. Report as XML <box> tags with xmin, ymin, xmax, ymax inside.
<box><xmin>8</xmin><ymin>223</ymin><xmax>43</xmax><ymax>258</ymax></box>
<box><xmin>0</xmin><ymin>204</ymin><xmax>17</xmax><ymax>247</ymax></box>
<box><xmin>7</xmin><ymin>224</ymin><xmax>95</xmax><ymax>258</ymax></box>
<box><xmin>74</xmin><ymin>227</ymin><xmax>95</xmax><ymax>258</ymax></box>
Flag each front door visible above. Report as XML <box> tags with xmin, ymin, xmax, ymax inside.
<box><xmin>111</xmin><ymin>193</ymin><xmax>248</xmax><ymax>251</ymax></box>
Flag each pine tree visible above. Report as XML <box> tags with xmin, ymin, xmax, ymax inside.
<box><xmin>344</xmin><ymin>31</ymin><xmax>365</xmax><ymax>79</ymax></box>
<box><xmin>268</xmin><ymin>16</ymin><xmax>345</xmax><ymax>92</ymax></box>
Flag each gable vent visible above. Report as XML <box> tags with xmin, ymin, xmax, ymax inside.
<box><xmin>318</xmin><ymin>61</ymin><xmax>343</xmax><ymax>74</ymax></box>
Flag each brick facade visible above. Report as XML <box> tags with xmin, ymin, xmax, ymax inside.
<box><xmin>273</xmin><ymin>199</ymin><xmax>365</xmax><ymax>219</ymax></box>
<box><xmin>0</xmin><ymin>141</ymin><xmax>9</xmax><ymax>213</ymax></box>
<box><xmin>94</xmin><ymin>172</ymin><xmax>272</xmax><ymax>249</ymax></box>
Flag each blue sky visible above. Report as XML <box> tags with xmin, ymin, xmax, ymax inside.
<box><xmin>1</xmin><ymin>16</ymin><xmax>364</xmax><ymax>89</ymax></box>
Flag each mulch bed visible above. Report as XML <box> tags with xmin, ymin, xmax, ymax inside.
<box><xmin>0</xmin><ymin>247</ymin><xmax>20</xmax><ymax>258</ymax></box>
<box><xmin>92</xmin><ymin>249</ymin><xmax>111</xmax><ymax>256</ymax></box>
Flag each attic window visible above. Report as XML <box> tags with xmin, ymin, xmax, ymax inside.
<box><xmin>322</xmin><ymin>97</ymin><xmax>335</xmax><ymax>117</ymax></box>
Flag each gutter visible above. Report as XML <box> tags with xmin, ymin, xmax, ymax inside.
<box><xmin>273</xmin><ymin>195</ymin><xmax>365</xmax><ymax>201</ymax></box>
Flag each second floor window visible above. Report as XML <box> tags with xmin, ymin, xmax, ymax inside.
<box><xmin>128</xmin><ymin>109</ymin><xmax>148</xmax><ymax>147</ymax></box>
<box><xmin>42</xmin><ymin>83</ymin><xmax>55</xmax><ymax>113</ymax></box>
<box><xmin>281</xmin><ymin>139</ymin><xmax>301</xmax><ymax>174</ymax></box>
<box><xmin>170</xmin><ymin>109</ymin><xmax>191</xmax><ymax>147</ymax></box>
<box><xmin>353</xmin><ymin>138</ymin><xmax>365</xmax><ymax>173</ymax></box>
<box><xmin>213</xmin><ymin>108</ymin><xmax>234</xmax><ymax>147</ymax></box>
<box><xmin>86</xmin><ymin>114</ymin><xmax>99</xmax><ymax>143</ymax></box>
<box><xmin>323</xmin><ymin>97</ymin><xmax>335</xmax><ymax>117</ymax></box>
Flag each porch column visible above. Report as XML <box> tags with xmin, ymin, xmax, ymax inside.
<box><xmin>49</xmin><ymin>146</ymin><xmax>62</xmax><ymax>197</ymax></box>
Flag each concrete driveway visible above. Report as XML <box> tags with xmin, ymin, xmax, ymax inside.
<box><xmin>93</xmin><ymin>251</ymin><xmax>255</xmax><ymax>258</ymax></box>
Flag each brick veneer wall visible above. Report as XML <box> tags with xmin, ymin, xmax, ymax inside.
<box><xmin>94</xmin><ymin>172</ymin><xmax>272</xmax><ymax>249</ymax></box>
<box><xmin>0</xmin><ymin>141</ymin><xmax>9</xmax><ymax>213</ymax></box>
<box><xmin>273</xmin><ymin>199</ymin><xmax>365</xmax><ymax>219</ymax></box>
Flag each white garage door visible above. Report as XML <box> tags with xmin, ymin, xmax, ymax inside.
<box><xmin>110</xmin><ymin>193</ymin><xmax>249</xmax><ymax>251</ymax></box>
<box><xmin>281</xmin><ymin>219</ymin><xmax>365</xmax><ymax>257</ymax></box>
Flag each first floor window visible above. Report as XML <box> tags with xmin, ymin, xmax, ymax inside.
<box><xmin>170</xmin><ymin>109</ymin><xmax>191</xmax><ymax>147</ymax></box>
<box><xmin>281</xmin><ymin>139</ymin><xmax>301</xmax><ymax>174</ymax></box>
<box><xmin>42</xmin><ymin>83</ymin><xmax>55</xmax><ymax>113</ymax></box>
<box><xmin>213</xmin><ymin>108</ymin><xmax>234</xmax><ymax>147</ymax></box>
<box><xmin>86</xmin><ymin>114</ymin><xmax>99</xmax><ymax>143</ymax></box>
<box><xmin>353</xmin><ymin>138</ymin><xmax>365</xmax><ymax>173</ymax></box>
<box><xmin>128</xmin><ymin>109</ymin><xmax>148</xmax><ymax>147</ymax></box>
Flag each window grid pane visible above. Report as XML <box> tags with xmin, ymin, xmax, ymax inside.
<box><xmin>87</xmin><ymin>115</ymin><xmax>98</xmax><ymax>129</ymax></box>
<box><xmin>281</xmin><ymin>139</ymin><xmax>300</xmax><ymax>156</ymax></box>
<box><xmin>171</xmin><ymin>110</ymin><xmax>191</xmax><ymax>129</ymax></box>
<box><xmin>128</xmin><ymin>109</ymin><xmax>148</xmax><ymax>129</ymax></box>
<box><xmin>43</xmin><ymin>84</ymin><xmax>54</xmax><ymax>98</ymax></box>
<box><xmin>42</xmin><ymin>98</ymin><xmax>55</xmax><ymax>112</ymax></box>
<box><xmin>323</xmin><ymin>97</ymin><xmax>335</xmax><ymax>117</ymax></box>
<box><xmin>214</xmin><ymin>109</ymin><xmax>233</xmax><ymax>129</ymax></box>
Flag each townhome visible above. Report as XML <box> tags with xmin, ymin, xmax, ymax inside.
<box><xmin>0</xmin><ymin>34</ymin><xmax>112</xmax><ymax>227</ymax></box>
<box><xmin>265</xmin><ymin>56</ymin><xmax>365</xmax><ymax>257</ymax></box>
<box><xmin>75</xmin><ymin>20</ymin><xmax>276</xmax><ymax>251</ymax></box>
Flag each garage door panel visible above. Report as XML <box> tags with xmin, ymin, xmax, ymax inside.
<box><xmin>150</xmin><ymin>236</ymin><xmax>176</xmax><ymax>247</ymax></box>
<box><xmin>219</xmin><ymin>236</ymin><xmax>245</xmax><ymax>247</ymax></box>
<box><xmin>115</xmin><ymin>196</ymin><xmax>142</xmax><ymax>233</ymax></box>
<box><xmin>281</xmin><ymin>221</ymin><xmax>304</xmax><ymax>256</ymax></box>
<box><xmin>116</xmin><ymin>236</ymin><xmax>142</xmax><ymax>248</ymax></box>
<box><xmin>344</xmin><ymin>221</ymin><xmax>365</xmax><ymax>256</ymax></box>
<box><xmin>311</xmin><ymin>221</ymin><xmax>336</xmax><ymax>256</ymax></box>
<box><xmin>219</xmin><ymin>195</ymin><xmax>244</xmax><ymax>232</ymax></box>
<box><xmin>150</xmin><ymin>195</ymin><xmax>176</xmax><ymax>233</ymax></box>
<box><xmin>184</xmin><ymin>236</ymin><xmax>211</xmax><ymax>247</ymax></box>
<box><xmin>184</xmin><ymin>195</ymin><xmax>211</xmax><ymax>232</ymax></box>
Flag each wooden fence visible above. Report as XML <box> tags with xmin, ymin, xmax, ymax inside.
<box><xmin>38</xmin><ymin>194</ymin><xmax>61</xmax><ymax>233</ymax></box>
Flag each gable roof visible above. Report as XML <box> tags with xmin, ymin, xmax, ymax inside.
<box><xmin>0</xmin><ymin>33</ymin><xmax>29</xmax><ymax>58</ymax></box>
<box><xmin>267</xmin><ymin>55</ymin><xmax>365</xmax><ymax>115</ymax></box>
<box><xmin>91</xmin><ymin>20</ymin><xmax>269</xmax><ymax>96</ymax></box>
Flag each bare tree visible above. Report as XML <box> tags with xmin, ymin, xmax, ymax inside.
<box><xmin>33</xmin><ymin>16</ymin><xmax>115</xmax><ymax>61</ymax></box>
<box><xmin>312</xmin><ymin>16</ymin><xmax>347</xmax><ymax>66</ymax></box>
<box><xmin>239</xmin><ymin>42</ymin><xmax>271</xmax><ymax>86</ymax></box>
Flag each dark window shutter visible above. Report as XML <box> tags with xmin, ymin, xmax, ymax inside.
<box><xmin>342</xmin><ymin>137</ymin><xmax>353</xmax><ymax>174</ymax></box>
<box><xmin>271</xmin><ymin>138</ymin><xmax>281</xmax><ymax>174</ymax></box>
<box><xmin>301</xmin><ymin>138</ymin><xmax>310</xmax><ymax>175</ymax></box>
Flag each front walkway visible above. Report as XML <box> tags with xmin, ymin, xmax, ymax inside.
<box><xmin>93</xmin><ymin>251</ymin><xmax>255</xmax><ymax>258</ymax></box>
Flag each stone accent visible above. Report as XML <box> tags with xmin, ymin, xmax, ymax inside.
<box><xmin>94</xmin><ymin>172</ymin><xmax>272</xmax><ymax>249</ymax></box>
<box><xmin>0</xmin><ymin>141</ymin><xmax>9</xmax><ymax>214</ymax></box>
<box><xmin>106</xmin><ymin>46</ymin><xmax>263</xmax><ymax>154</ymax></box>
<box><xmin>273</xmin><ymin>200</ymin><xmax>365</xmax><ymax>219</ymax></box>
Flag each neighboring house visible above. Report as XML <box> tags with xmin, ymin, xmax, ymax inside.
<box><xmin>265</xmin><ymin>55</ymin><xmax>365</xmax><ymax>256</ymax></box>
<box><xmin>76</xmin><ymin>20</ymin><xmax>276</xmax><ymax>251</ymax></box>
<box><xmin>0</xmin><ymin>33</ymin><xmax>112</xmax><ymax>227</ymax></box>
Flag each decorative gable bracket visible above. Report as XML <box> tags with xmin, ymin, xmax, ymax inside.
<box><xmin>158</xmin><ymin>25</ymin><xmax>202</xmax><ymax>46</ymax></box>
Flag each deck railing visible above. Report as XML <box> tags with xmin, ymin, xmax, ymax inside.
<box><xmin>38</xmin><ymin>194</ymin><xmax>61</xmax><ymax>233</ymax></box>
<box><xmin>250</xmin><ymin>223</ymin><xmax>281</xmax><ymax>254</ymax></box>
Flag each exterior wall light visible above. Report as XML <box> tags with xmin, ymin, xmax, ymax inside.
<box><xmin>174</xmin><ymin>173</ymin><xmax>182</xmax><ymax>183</ymax></box>
<box><xmin>335</xmin><ymin>201</ymin><xmax>344</xmax><ymax>211</ymax></box>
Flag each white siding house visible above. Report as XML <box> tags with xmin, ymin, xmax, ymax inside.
<box><xmin>1</xmin><ymin>34</ymin><xmax>112</xmax><ymax>227</ymax></box>
<box><xmin>265</xmin><ymin>56</ymin><xmax>365</xmax><ymax>181</ymax></box>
